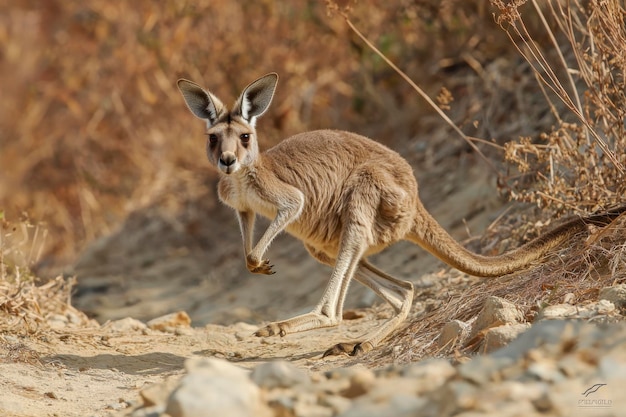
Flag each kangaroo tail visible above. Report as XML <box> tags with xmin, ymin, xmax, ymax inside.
<box><xmin>408</xmin><ymin>204</ymin><xmax>626</xmax><ymax>277</ymax></box>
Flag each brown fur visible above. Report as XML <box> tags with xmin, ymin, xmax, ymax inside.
<box><xmin>177</xmin><ymin>73</ymin><xmax>626</xmax><ymax>356</ymax></box>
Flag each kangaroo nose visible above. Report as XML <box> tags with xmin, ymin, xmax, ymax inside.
<box><xmin>220</xmin><ymin>152</ymin><xmax>236</xmax><ymax>166</ymax></box>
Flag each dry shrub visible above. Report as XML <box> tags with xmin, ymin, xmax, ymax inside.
<box><xmin>492</xmin><ymin>0</ymin><xmax>626</xmax><ymax>214</ymax></box>
<box><xmin>0</xmin><ymin>216</ymin><xmax>89</xmax><ymax>334</ymax></box>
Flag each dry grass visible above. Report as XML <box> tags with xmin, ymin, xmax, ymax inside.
<box><xmin>0</xmin><ymin>216</ymin><xmax>90</xmax><ymax>335</ymax></box>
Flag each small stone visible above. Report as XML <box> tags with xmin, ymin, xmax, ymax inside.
<box><xmin>107</xmin><ymin>317</ymin><xmax>148</xmax><ymax>332</ymax></box>
<box><xmin>535</xmin><ymin>304</ymin><xmax>578</xmax><ymax>321</ymax></box>
<box><xmin>481</xmin><ymin>323</ymin><xmax>530</xmax><ymax>353</ymax></box>
<box><xmin>470</xmin><ymin>296</ymin><xmax>524</xmax><ymax>338</ymax></box>
<box><xmin>458</xmin><ymin>356</ymin><xmax>514</xmax><ymax>385</ymax></box>
<box><xmin>66</xmin><ymin>311</ymin><xmax>84</xmax><ymax>325</ymax></box>
<box><xmin>184</xmin><ymin>356</ymin><xmax>248</xmax><ymax>377</ymax></box>
<box><xmin>140</xmin><ymin>376</ymin><xmax>180</xmax><ymax>407</ymax></box>
<box><xmin>402</xmin><ymin>359</ymin><xmax>456</xmax><ymax>388</ymax></box>
<box><xmin>232</xmin><ymin>322</ymin><xmax>258</xmax><ymax>341</ymax></box>
<box><xmin>130</xmin><ymin>404</ymin><xmax>164</xmax><ymax>417</ymax></box>
<box><xmin>558</xmin><ymin>355</ymin><xmax>594</xmax><ymax>378</ymax></box>
<box><xmin>438</xmin><ymin>320</ymin><xmax>469</xmax><ymax>349</ymax></box>
<box><xmin>338</xmin><ymin>394</ymin><xmax>425</xmax><ymax>417</ymax></box>
<box><xmin>250</xmin><ymin>361</ymin><xmax>310</xmax><ymax>389</ymax></box>
<box><xmin>563</xmin><ymin>292</ymin><xmax>575</xmax><ymax>304</ymax></box>
<box><xmin>47</xmin><ymin>314</ymin><xmax>68</xmax><ymax>329</ymax></box>
<box><xmin>599</xmin><ymin>284</ymin><xmax>626</xmax><ymax>308</ymax></box>
<box><xmin>174</xmin><ymin>327</ymin><xmax>195</xmax><ymax>336</ymax></box>
<box><xmin>147</xmin><ymin>311</ymin><xmax>191</xmax><ymax>332</ymax></box>
<box><xmin>105</xmin><ymin>401</ymin><xmax>128</xmax><ymax>411</ymax></box>
<box><xmin>436</xmin><ymin>380</ymin><xmax>479</xmax><ymax>415</ymax></box>
<box><xmin>339</xmin><ymin>368</ymin><xmax>376</xmax><ymax>399</ymax></box>
<box><xmin>599</xmin><ymin>356</ymin><xmax>626</xmax><ymax>380</ymax></box>
<box><xmin>319</xmin><ymin>394</ymin><xmax>352</xmax><ymax>414</ymax></box>
<box><xmin>293</xmin><ymin>401</ymin><xmax>333</xmax><ymax>417</ymax></box>
<box><xmin>527</xmin><ymin>359</ymin><xmax>564</xmax><ymax>382</ymax></box>
<box><xmin>491</xmin><ymin>321</ymin><xmax>574</xmax><ymax>361</ymax></box>
<box><xmin>491</xmin><ymin>380</ymin><xmax>548</xmax><ymax>402</ymax></box>
<box><xmin>165</xmin><ymin>357</ymin><xmax>269</xmax><ymax>417</ymax></box>
<box><xmin>594</xmin><ymin>299</ymin><xmax>615</xmax><ymax>315</ymax></box>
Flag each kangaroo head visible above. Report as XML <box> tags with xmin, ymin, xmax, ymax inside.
<box><xmin>177</xmin><ymin>73</ymin><xmax>278</xmax><ymax>175</ymax></box>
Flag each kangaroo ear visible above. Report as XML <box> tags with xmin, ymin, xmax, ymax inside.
<box><xmin>235</xmin><ymin>73</ymin><xmax>278</xmax><ymax>126</ymax></box>
<box><xmin>177</xmin><ymin>79</ymin><xmax>226</xmax><ymax>126</ymax></box>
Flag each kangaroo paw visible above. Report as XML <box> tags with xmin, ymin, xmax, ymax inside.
<box><xmin>254</xmin><ymin>322</ymin><xmax>286</xmax><ymax>337</ymax></box>
<box><xmin>322</xmin><ymin>341</ymin><xmax>374</xmax><ymax>358</ymax></box>
<box><xmin>247</xmin><ymin>257</ymin><xmax>276</xmax><ymax>275</ymax></box>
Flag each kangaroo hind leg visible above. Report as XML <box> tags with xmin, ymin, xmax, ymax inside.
<box><xmin>323</xmin><ymin>260</ymin><xmax>414</xmax><ymax>357</ymax></box>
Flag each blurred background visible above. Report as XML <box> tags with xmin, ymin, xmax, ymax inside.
<box><xmin>0</xmin><ymin>0</ymin><xmax>560</xmax><ymax>324</ymax></box>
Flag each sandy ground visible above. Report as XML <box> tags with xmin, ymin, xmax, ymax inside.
<box><xmin>0</xmin><ymin>311</ymin><xmax>393</xmax><ymax>417</ymax></box>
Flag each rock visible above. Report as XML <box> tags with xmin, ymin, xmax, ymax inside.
<box><xmin>402</xmin><ymin>359</ymin><xmax>456</xmax><ymax>390</ymax></box>
<box><xmin>599</xmin><ymin>284</ymin><xmax>626</xmax><ymax>308</ymax></box>
<box><xmin>599</xmin><ymin>356</ymin><xmax>626</xmax><ymax>380</ymax></box>
<box><xmin>165</xmin><ymin>357</ymin><xmax>269</xmax><ymax>417</ymax></box>
<box><xmin>481</xmin><ymin>323</ymin><xmax>530</xmax><ymax>353</ymax></box>
<box><xmin>338</xmin><ymin>394</ymin><xmax>425</xmax><ymax>417</ymax></box>
<box><xmin>323</xmin><ymin>367</ymin><xmax>375</xmax><ymax>399</ymax></box>
<box><xmin>438</xmin><ymin>320</ymin><xmax>469</xmax><ymax>349</ymax></box>
<box><xmin>319</xmin><ymin>394</ymin><xmax>352</xmax><ymax>415</ymax></box>
<box><xmin>557</xmin><ymin>355</ymin><xmax>595</xmax><ymax>378</ymax></box>
<box><xmin>527</xmin><ymin>359</ymin><xmax>565</xmax><ymax>382</ymax></box>
<box><xmin>458</xmin><ymin>356</ymin><xmax>515</xmax><ymax>385</ymax></box>
<box><xmin>470</xmin><ymin>296</ymin><xmax>524</xmax><ymax>338</ymax></box>
<box><xmin>491</xmin><ymin>321</ymin><xmax>574</xmax><ymax>361</ymax></box>
<box><xmin>563</xmin><ymin>292</ymin><xmax>575</xmax><ymax>304</ymax></box>
<box><xmin>124</xmin><ymin>321</ymin><xmax>626</xmax><ymax>417</ymax></box>
<box><xmin>139</xmin><ymin>376</ymin><xmax>180</xmax><ymax>407</ymax></box>
<box><xmin>535</xmin><ymin>304</ymin><xmax>577</xmax><ymax>321</ymax></box>
<box><xmin>593</xmin><ymin>299</ymin><xmax>615</xmax><ymax>315</ymax></box>
<box><xmin>293</xmin><ymin>398</ymin><xmax>333</xmax><ymax>417</ymax></box>
<box><xmin>250</xmin><ymin>361</ymin><xmax>310</xmax><ymax>389</ymax></box>
<box><xmin>339</xmin><ymin>368</ymin><xmax>376</xmax><ymax>399</ymax></box>
<box><xmin>66</xmin><ymin>311</ymin><xmax>84</xmax><ymax>325</ymax></box>
<box><xmin>130</xmin><ymin>404</ymin><xmax>164</xmax><ymax>417</ymax></box>
<box><xmin>107</xmin><ymin>317</ymin><xmax>147</xmax><ymax>332</ymax></box>
<box><xmin>47</xmin><ymin>314</ymin><xmax>68</xmax><ymax>329</ymax></box>
<box><xmin>147</xmin><ymin>311</ymin><xmax>191</xmax><ymax>332</ymax></box>
<box><xmin>434</xmin><ymin>380</ymin><xmax>480</xmax><ymax>415</ymax></box>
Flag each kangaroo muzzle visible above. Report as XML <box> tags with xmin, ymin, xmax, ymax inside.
<box><xmin>218</xmin><ymin>151</ymin><xmax>239</xmax><ymax>174</ymax></box>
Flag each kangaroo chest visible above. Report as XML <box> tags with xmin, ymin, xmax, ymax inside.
<box><xmin>218</xmin><ymin>175</ymin><xmax>278</xmax><ymax>219</ymax></box>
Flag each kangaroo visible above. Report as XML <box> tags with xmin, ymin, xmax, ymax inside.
<box><xmin>177</xmin><ymin>73</ymin><xmax>625</xmax><ymax>357</ymax></box>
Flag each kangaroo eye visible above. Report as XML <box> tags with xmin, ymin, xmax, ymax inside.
<box><xmin>207</xmin><ymin>133</ymin><xmax>218</xmax><ymax>145</ymax></box>
<box><xmin>240</xmin><ymin>133</ymin><xmax>250</xmax><ymax>143</ymax></box>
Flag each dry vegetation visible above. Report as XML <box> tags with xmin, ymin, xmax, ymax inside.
<box><xmin>494</xmin><ymin>0</ymin><xmax>626</xmax><ymax>214</ymax></box>
<box><xmin>0</xmin><ymin>216</ymin><xmax>91</xmax><ymax>336</ymax></box>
